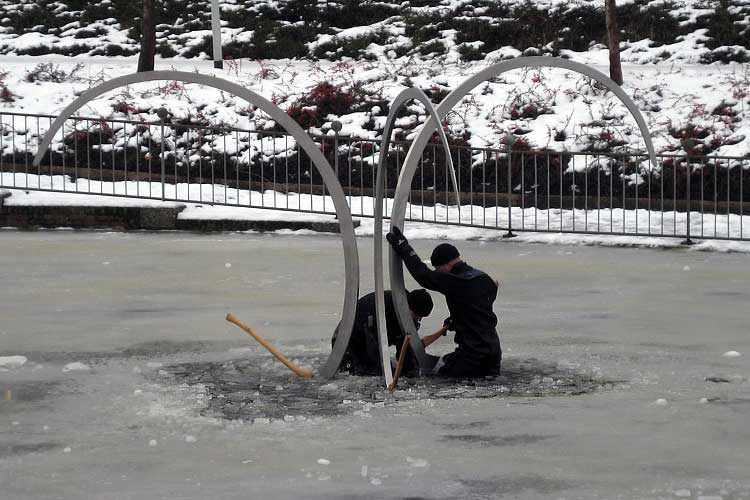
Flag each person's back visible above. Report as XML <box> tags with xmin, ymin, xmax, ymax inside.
<box><xmin>386</xmin><ymin>232</ymin><xmax>501</xmax><ymax>377</ymax></box>
<box><xmin>441</xmin><ymin>261</ymin><xmax>499</xmax><ymax>361</ymax></box>
<box><xmin>332</xmin><ymin>289</ymin><xmax>431</xmax><ymax>375</ymax></box>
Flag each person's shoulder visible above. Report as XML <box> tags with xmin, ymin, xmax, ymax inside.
<box><xmin>464</xmin><ymin>263</ymin><xmax>497</xmax><ymax>285</ymax></box>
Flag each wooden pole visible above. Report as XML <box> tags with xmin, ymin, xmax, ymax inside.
<box><xmin>388</xmin><ymin>335</ymin><xmax>411</xmax><ymax>392</ymax></box>
<box><xmin>226</xmin><ymin>313</ymin><xmax>314</xmax><ymax>378</ymax></box>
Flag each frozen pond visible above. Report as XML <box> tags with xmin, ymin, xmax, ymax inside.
<box><xmin>1</xmin><ymin>231</ymin><xmax>749</xmax><ymax>499</ymax></box>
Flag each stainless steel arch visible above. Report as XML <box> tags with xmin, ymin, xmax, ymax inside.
<box><xmin>387</xmin><ymin>57</ymin><xmax>658</xmax><ymax>374</ymax></box>
<box><xmin>31</xmin><ymin>70</ymin><xmax>358</xmax><ymax>379</ymax></box>
<box><xmin>374</xmin><ymin>87</ymin><xmax>460</xmax><ymax>384</ymax></box>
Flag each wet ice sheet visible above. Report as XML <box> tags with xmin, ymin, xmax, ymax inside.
<box><xmin>2</xmin><ymin>232</ymin><xmax>750</xmax><ymax>499</ymax></box>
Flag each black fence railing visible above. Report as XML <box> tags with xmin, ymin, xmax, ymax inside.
<box><xmin>1</xmin><ymin>111</ymin><xmax>748</xmax><ymax>241</ymax></box>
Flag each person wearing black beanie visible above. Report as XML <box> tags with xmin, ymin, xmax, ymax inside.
<box><xmin>331</xmin><ymin>288</ymin><xmax>433</xmax><ymax>376</ymax></box>
<box><xmin>386</xmin><ymin>227</ymin><xmax>501</xmax><ymax>377</ymax></box>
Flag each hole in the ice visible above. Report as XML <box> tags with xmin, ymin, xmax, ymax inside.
<box><xmin>160</xmin><ymin>355</ymin><xmax>618</xmax><ymax>421</ymax></box>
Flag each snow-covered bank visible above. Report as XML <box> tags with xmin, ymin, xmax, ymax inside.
<box><xmin>2</xmin><ymin>55</ymin><xmax>750</xmax><ymax>158</ymax></box>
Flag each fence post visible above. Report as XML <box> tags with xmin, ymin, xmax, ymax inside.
<box><xmin>332</xmin><ymin>121</ymin><xmax>342</xmax><ymax>180</ymax></box>
<box><xmin>502</xmin><ymin>134</ymin><xmax>516</xmax><ymax>238</ymax></box>
<box><xmin>680</xmin><ymin>138</ymin><xmax>694</xmax><ymax>245</ymax></box>
<box><xmin>157</xmin><ymin>107</ymin><xmax>169</xmax><ymax>201</ymax></box>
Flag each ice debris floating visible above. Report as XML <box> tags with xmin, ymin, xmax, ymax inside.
<box><xmin>163</xmin><ymin>355</ymin><xmax>614</xmax><ymax>422</ymax></box>
<box><xmin>0</xmin><ymin>355</ymin><xmax>27</xmax><ymax>368</ymax></box>
<box><xmin>722</xmin><ymin>351</ymin><xmax>741</xmax><ymax>357</ymax></box>
<box><xmin>148</xmin><ymin>439</ymin><xmax>158</xmax><ymax>447</ymax></box>
<box><xmin>654</xmin><ymin>398</ymin><xmax>668</xmax><ymax>406</ymax></box>
<box><xmin>62</xmin><ymin>362</ymin><xmax>90</xmax><ymax>372</ymax></box>
<box><xmin>406</xmin><ymin>457</ymin><xmax>429</xmax><ymax>468</ymax></box>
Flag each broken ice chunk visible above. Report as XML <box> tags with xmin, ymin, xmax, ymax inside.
<box><xmin>62</xmin><ymin>362</ymin><xmax>90</xmax><ymax>372</ymax></box>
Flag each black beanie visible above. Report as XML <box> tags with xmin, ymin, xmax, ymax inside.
<box><xmin>430</xmin><ymin>243</ymin><xmax>460</xmax><ymax>266</ymax></box>
<box><xmin>407</xmin><ymin>289</ymin><xmax>433</xmax><ymax>317</ymax></box>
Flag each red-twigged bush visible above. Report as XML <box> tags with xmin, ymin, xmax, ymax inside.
<box><xmin>0</xmin><ymin>86</ymin><xmax>13</xmax><ymax>103</ymax></box>
<box><xmin>0</xmin><ymin>71</ymin><xmax>13</xmax><ymax>103</ymax></box>
<box><xmin>285</xmin><ymin>81</ymin><xmax>381</xmax><ymax>130</ymax></box>
<box><xmin>112</xmin><ymin>101</ymin><xmax>137</xmax><ymax>114</ymax></box>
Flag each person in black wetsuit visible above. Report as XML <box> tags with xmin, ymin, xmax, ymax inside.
<box><xmin>386</xmin><ymin>227</ymin><xmax>501</xmax><ymax>377</ymax></box>
<box><xmin>331</xmin><ymin>289</ymin><xmax>433</xmax><ymax>376</ymax></box>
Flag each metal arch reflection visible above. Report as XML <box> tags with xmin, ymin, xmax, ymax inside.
<box><xmin>387</xmin><ymin>57</ymin><xmax>658</xmax><ymax>375</ymax></box>
<box><xmin>31</xmin><ymin>70</ymin><xmax>359</xmax><ymax>380</ymax></box>
<box><xmin>374</xmin><ymin>88</ymin><xmax>460</xmax><ymax>385</ymax></box>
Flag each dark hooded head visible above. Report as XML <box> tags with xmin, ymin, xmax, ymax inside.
<box><xmin>407</xmin><ymin>289</ymin><xmax>433</xmax><ymax>318</ymax></box>
<box><xmin>430</xmin><ymin>243</ymin><xmax>460</xmax><ymax>267</ymax></box>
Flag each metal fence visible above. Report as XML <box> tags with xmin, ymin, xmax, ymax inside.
<box><xmin>2</xmin><ymin>111</ymin><xmax>749</xmax><ymax>242</ymax></box>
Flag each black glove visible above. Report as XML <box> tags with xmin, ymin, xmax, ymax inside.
<box><xmin>386</xmin><ymin>226</ymin><xmax>409</xmax><ymax>254</ymax></box>
<box><xmin>442</xmin><ymin>316</ymin><xmax>455</xmax><ymax>333</ymax></box>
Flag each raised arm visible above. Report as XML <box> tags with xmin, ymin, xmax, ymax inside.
<box><xmin>386</xmin><ymin>227</ymin><xmax>455</xmax><ymax>294</ymax></box>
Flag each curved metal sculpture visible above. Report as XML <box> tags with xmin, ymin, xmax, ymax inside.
<box><xmin>31</xmin><ymin>70</ymin><xmax>358</xmax><ymax>380</ymax></box>
<box><xmin>30</xmin><ymin>58</ymin><xmax>657</xmax><ymax>384</ymax></box>
<box><xmin>374</xmin><ymin>87</ymin><xmax>460</xmax><ymax>382</ymax></box>
<box><xmin>387</xmin><ymin>57</ymin><xmax>658</xmax><ymax>374</ymax></box>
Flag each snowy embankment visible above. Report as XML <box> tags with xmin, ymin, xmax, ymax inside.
<box><xmin>3</xmin><ymin>172</ymin><xmax>750</xmax><ymax>253</ymax></box>
<box><xmin>1</xmin><ymin>55</ymin><xmax>750</xmax><ymax>158</ymax></box>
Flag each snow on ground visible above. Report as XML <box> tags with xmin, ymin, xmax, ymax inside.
<box><xmin>1</xmin><ymin>54</ymin><xmax>750</xmax><ymax>158</ymax></box>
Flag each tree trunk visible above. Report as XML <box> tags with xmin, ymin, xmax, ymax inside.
<box><xmin>137</xmin><ymin>0</ymin><xmax>156</xmax><ymax>72</ymax></box>
<box><xmin>605</xmin><ymin>0</ymin><xmax>623</xmax><ymax>85</ymax></box>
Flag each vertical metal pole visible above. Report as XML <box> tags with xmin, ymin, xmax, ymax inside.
<box><xmin>495</xmin><ymin>151</ymin><xmax>499</xmax><ymax>227</ymax></box>
<box><xmin>727</xmin><ymin>158</ymin><xmax>731</xmax><ymax>238</ymax></box>
<box><xmin>647</xmin><ymin>153</ymin><xmax>651</xmax><ymax>234</ymax></box>
<box><xmin>482</xmin><ymin>149</ymin><xmax>487</xmax><ymax>227</ymax></box>
<box><xmin>347</xmin><ymin>137</ymin><xmax>352</xmax><ymax>210</ymax></box>
<box><xmin>681</xmin><ymin>138</ymin><xmax>694</xmax><ymax>245</ymax></box>
<box><xmin>211</xmin><ymin>0</ymin><xmax>223</xmax><ymax>69</ymax></box>
<box><xmin>11</xmin><ymin>115</ymin><xmax>16</xmax><ymax>188</ymax></box>
<box><xmin>61</xmin><ymin>120</ymin><xmax>66</xmax><ymax>192</ymax></box>
<box><xmin>433</xmin><ymin>145</ymin><xmax>437</xmax><ymax>223</ymax></box>
<box><xmin>457</xmin><ymin>147</ymin><xmax>462</xmax><ymax>222</ymax></box>
<box><xmin>160</xmin><ymin>118</ymin><xmax>165</xmax><ymax>200</ymax></box>
<box><xmin>23</xmin><ymin>116</ymin><xmax>28</xmax><ymax>189</ymax></box>
<box><xmin>521</xmin><ymin>152</ymin><xmax>525</xmax><ymax>230</ymax></box>
<box><xmin>285</xmin><ymin>134</ymin><xmax>289</xmax><ymax>209</ymax></box>
<box><xmin>533</xmin><ymin>154</ymin><xmax>537</xmax><ymax>230</ymax></box>
<box><xmin>701</xmin><ymin>155</ymin><xmax>705</xmax><ymax>237</ymax></box>
<box><xmin>683</xmin><ymin>159</ymin><xmax>692</xmax><ymax>245</ymax></box>
<box><xmin>503</xmin><ymin>135</ymin><xmax>515</xmax><ymax>238</ymax></box>
<box><xmin>334</xmin><ymin>131</ymin><xmax>339</xmax><ymax>179</ymax></box>
<box><xmin>0</xmin><ymin>114</ymin><xmax>4</xmax><ymax>187</ymax></box>
<box><xmin>235</xmin><ymin>129</ymin><xmax>240</xmax><ymax>204</ymax></box>
<box><xmin>546</xmin><ymin>154</ymin><xmax>550</xmax><ymax>230</ymax></box>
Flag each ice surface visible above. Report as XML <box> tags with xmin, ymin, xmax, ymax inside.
<box><xmin>2</xmin><ymin>232</ymin><xmax>749</xmax><ymax>499</ymax></box>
